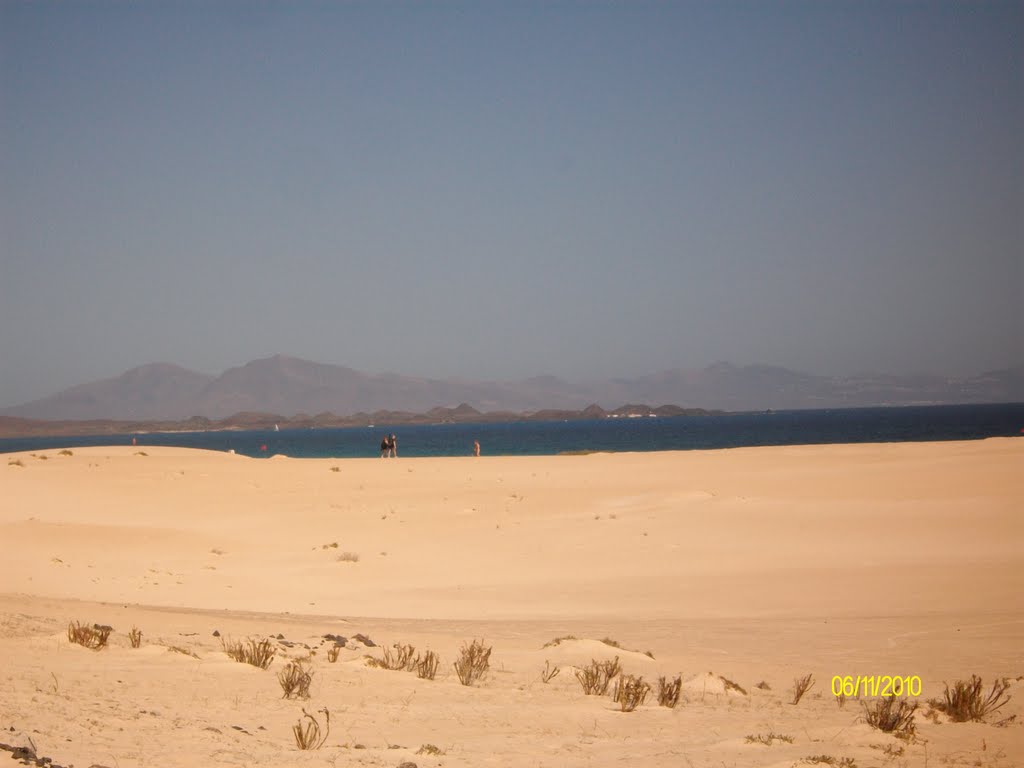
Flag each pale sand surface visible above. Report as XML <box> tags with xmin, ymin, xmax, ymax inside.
<box><xmin>1</xmin><ymin>438</ymin><xmax>1021</xmax><ymax>766</ymax></box>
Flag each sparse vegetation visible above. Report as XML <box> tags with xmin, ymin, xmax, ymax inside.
<box><xmin>8</xmin><ymin>459</ymin><xmax>24</xmax><ymax>467</ymax></box>
<box><xmin>837</xmin><ymin>692</ymin><xmax>847</xmax><ymax>708</ymax></box>
<box><xmin>167</xmin><ymin>645</ymin><xmax>199</xmax><ymax>659</ymax></box>
<box><xmin>368</xmin><ymin>643</ymin><xmax>417</xmax><ymax>671</ymax></box>
<box><xmin>575</xmin><ymin>657</ymin><xmax>621</xmax><ymax>696</ymax></box>
<box><xmin>330</xmin><ymin>466</ymin><xmax>340</xmax><ymax>472</ymax></box>
<box><xmin>293</xmin><ymin>707</ymin><xmax>329</xmax><ymax>750</ymax></box>
<box><xmin>278</xmin><ymin>661</ymin><xmax>313</xmax><ymax>699</ymax></box>
<box><xmin>416</xmin><ymin>744</ymin><xmax>444</xmax><ymax>756</ymax></box>
<box><xmin>326</xmin><ymin>646</ymin><xmax>340</xmax><ymax>663</ymax></box>
<box><xmin>541</xmin><ymin>660</ymin><xmax>560</xmax><ymax>683</ymax></box>
<box><xmin>863</xmin><ymin>697</ymin><xmax>918</xmax><ymax>738</ymax></box>
<box><xmin>67</xmin><ymin>621</ymin><xmax>111</xmax><ymax>650</ymax></box>
<box><xmin>336</xmin><ymin>551</ymin><xmax>360</xmax><ymax>563</ymax></box>
<box><xmin>453</xmin><ymin>638</ymin><xmax>492</xmax><ymax>686</ymax></box>
<box><xmin>414</xmin><ymin>650</ymin><xmax>440</xmax><ymax>680</ymax></box>
<box><xmin>756</xmin><ymin>680</ymin><xmax>771</xmax><ymax>690</ymax></box>
<box><xmin>791</xmin><ymin>673</ymin><xmax>815</xmax><ymax>704</ymax></box>
<box><xmin>222</xmin><ymin>637</ymin><xmax>275</xmax><ymax>669</ymax></box>
<box><xmin>929</xmin><ymin>676</ymin><xmax>1011</xmax><ymax>722</ymax></box>
<box><xmin>128</xmin><ymin>626</ymin><xmax>142</xmax><ymax>648</ymax></box>
<box><xmin>59</xmin><ymin>449</ymin><xmax>73</xmax><ymax>456</ymax></box>
<box><xmin>745</xmin><ymin>732</ymin><xmax>794</xmax><ymax>745</ymax></box>
<box><xmin>658</xmin><ymin>675</ymin><xmax>682</xmax><ymax>708</ymax></box>
<box><xmin>801</xmin><ymin>756</ymin><xmax>857</xmax><ymax>767</ymax></box>
<box><xmin>612</xmin><ymin>674</ymin><xmax>651</xmax><ymax>712</ymax></box>
<box><xmin>542</xmin><ymin>635</ymin><xmax>578</xmax><ymax>648</ymax></box>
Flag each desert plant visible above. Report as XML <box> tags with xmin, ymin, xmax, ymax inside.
<box><xmin>59</xmin><ymin>449</ymin><xmax>73</xmax><ymax>456</ymax></box>
<box><xmin>414</xmin><ymin>650</ymin><xmax>440</xmax><ymax>680</ymax></box>
<box><xmin>128</xmin><ymin>626</ymin><xmax>142</xmax><ymax>648</ymax></box>
<box><xmin>369</xmin><ymin>643</ymin><xmax>416</xmax><ymax>671</ymax></box>
<box><xmin>222</xmin><ymin>637</ymin><xmax>275</xmax><ymax>669</ymax></box>
<box><xmin>278</xmin><ymin>661</ymin><xmax>313</xmax><ymax>699</ymax></box>
<box><xmin>791</xmin><ymin>673</ymin><xmax>815</xmax><ymax>704</ymax></box>
<box><xmin>613</xmin><ymin>674</ymin><xmax>651</xmax><ymax>712</ymax></box>
<box><xmin>575</xmin><ymin>656</ymin><xmax>621</xmax><ymax>696</ymax></box>
<box><xmin>658</xmin><ymin>675</ymin><xmax>682</xmax><ymax>708</ymax></box>
<box><xmin>541</xmin><ymin>660</ymin><xmax>561</xmax><ymax>683</ymax></box>
<box><xmin>326</xmin><ymin>646</ymin><xmax>340</xmax><ymax>663</ymax></box>
<box><xmin>745</xmin><ymin>732</ymin><xmax>794</xmax><ymax>745</ymax></box>
<box><xmin>930</xmin><ymin>676</ymin><xmax>1011</xmax><ymax>722</ymax></box>
<box><xmin>67</xmin><ymin>621</ymin><xmax>111</xmax><ymax>650</ymax></box>
<box><xmin>836</xmin><ymin>692</ymin><xmax>847</xmax><ymax>708</ymax></box>
<box><xmin>801</xmin><ymin>756</ymin><xmax>857</xmax><ymax>766</ymax></box>
<box><xmin>293</xmin><ymin>707</ymin><xmax>330</xmax><ymax>750</ymax></box>
<box><xmin>453</xmin><ymin>638</ymin><xmax>492</xmax><ymax>686</ymax></box>
<box><xmin>336</xmin><ymin>551</ymin><xmax>360</xmax><ymax>563</ymax></box>
<box><xmin>755</xmin><ymin>680</ymin><xmax>771</xmax><ymax>690</ymax></box>
<box><xmin>542</xmin><ymin>635</ymin><xmax>578</xmax><ymax>648</ymax></box>
<box><xmin>8</xmin><ymin>459</ymin><xmax>24</xmax><ymax>467</ymax></box>
<box><xmin>863</xmin><ymin>697</ymin><xmax>918</xmax><ymax>738</ymax></box>
<box><xmin>416</xmin><ymin>744</ymin><xmax>444</xmax><ymax>755</ymax></box>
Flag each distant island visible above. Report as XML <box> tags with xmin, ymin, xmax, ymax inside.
<box><xmin>0</xmin><ymin>403</ymin><xmax>721</xmax><ymax>439</ymax></box>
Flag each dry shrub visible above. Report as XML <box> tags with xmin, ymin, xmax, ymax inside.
<box><xmin>658</xmin><ymin>675</ymin><xmax>682</xmax><ymax>708</ymax></box>
<box><xmin>223</xmin><ymin>637</ymin><xmax>275</xmax><ymax>669</ymax></box>
<box><xmin>756</xmin><ymin>680</ymin><xmax>771</xmax><ymax>690</ymax></box>
<box><xmin>59</xmin><ymin>449</ymin><xmax>73</xmax><ymax>456</ymax></box>
<box><xmin>453</xmin><ymin>638</ymin><xmax>492</xmax><ymax>686</ymax></box>
<box><xmin>336</xmin><ymin>551</ymin><xmax>360</xmax><ymax>563</ymax></box>
<box><xmin>293</xmin><ymin>707</ymin><xmax>330</xmax><ymax>750</ymax></box>
<box><xmin>791</xmin><ymin>673</ymin><xmax>815</xmax><ymax>704</ymax></box>
<box><xmin>128</xmin><ymin>627</ymin><xmax>142</xmax><ymax>648</ymax></box>
<box><xmin>414</xmin><ymin>650</ymin><xmax>440</xmax><ymax>680</ymax></box>
<box><xmin>67</xmin><ymin>621</ymin><xmax>111</xmax><ymax>650</ymax></box>
<box><xmin>930</xmin><ymin>676</ymin><xmax>1011</xmax><ymax>722</ymax></box>
<box><xmin>542</xmin><ymin>635</ymin><xmax>578</xmax><ymax>648</ymax></box>
<box><xmin>167</xmin><ymin>645</ymin><xmax>199</xmax><ymax>659</ymax></box>
<box><xmin>613</xmin><ymin>674</ymin><xmax>651</xmax><ymax>712</ymax></box>
<box><xmin>541</xmin><ymin>660</ymin><xmax>560</xmax><ymax>683</ymax></box>
<box><xmin>326</xmin><ymin>646</ymin><xmax>340</xmax><ymax>663</ymax></box>
<box><xmin>575</xmin><ymin>656</ymin><xmax>621</xmax><ymax>696</ymax></box>
<box><xmin>369</xmin><ymin>643</ymin><xmax>416</xmax><ymax>671</ymax></box>
<box><xmin>863</xmin><ymin>697</ymin><xmax>918</xmax><ymax>738</ymax></box>
<box><xmin>8</xmin><ymin>459</ymin><xmax>24</xmax><ymax>467</ymax></box>
<box><xmin>278</xmin><ymin>661</ymin><xmax>313</xmax><ymax>699</ymax></box>
<box><xmin>836</xmin><ymin>692</ymin><xmax>847</xmax><ymax>708</ymax></box>
<box><xmin>416</xmin><ymin>744</ymin><xmax>444</xmax><ymax>755</ymax></box>
<box><xmin>745</xmin><ymin>732</ymin><xmax>794</xmax><ymax>745</ymax></box>
<box><xmin>802</xmin><ymin>755</ymin><xmax>857</xmax><ymax>766</ymax></box>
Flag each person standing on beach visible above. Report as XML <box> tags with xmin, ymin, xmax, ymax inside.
<box><xmin>473</xmin><ymin>440</ymin><xmax>480</xmax><ymax>457</ymax></box>
<box><xmin>389</xmin><ymin>434</ymin><xmax>397</xmax><ymax>458</ymax></box>
<box><xmin>380</xmin><ymin>435</ymin><xmax>390</xmax><ymax>458</ymax></box>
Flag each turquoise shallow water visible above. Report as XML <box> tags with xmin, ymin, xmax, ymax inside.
<box><xmin>1</xmin><ymin>403</ymin><xmax>1021</xmax><ymax>458</ymax></box>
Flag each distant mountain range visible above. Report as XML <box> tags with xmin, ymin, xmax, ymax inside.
<box><xmin>3</xmin><ymin>355</ymin><xmax>1022</xmax><ymax>422</ymax></box>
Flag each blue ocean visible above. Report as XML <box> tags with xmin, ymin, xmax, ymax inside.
<box><xmin>1</xmin><ymin>403</ymin><xmax>1021</xmax><ymax>458</ymax></box>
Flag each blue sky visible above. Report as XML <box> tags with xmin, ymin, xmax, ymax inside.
<box><xmin>1</xmin><ymin>1</ymin><xmax>1020</xmax><ymax>407</ymax></box>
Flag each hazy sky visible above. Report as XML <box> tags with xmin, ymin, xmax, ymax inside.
<box><xmin>1</xmin><ymin>1</ymin><xmax>1021</xmax><ymax>408</ymax></box>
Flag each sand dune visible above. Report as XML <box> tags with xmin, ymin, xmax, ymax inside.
<box><xmin>1</xmin><ymin>438</ymin><xmax>1021</xmax><ymax>766</ymax></box>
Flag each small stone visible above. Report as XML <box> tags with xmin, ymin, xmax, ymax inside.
<box><xmin>212</xmin><ymin>630</ymin><xmax>220</xmax><ymax>637</ymax></box>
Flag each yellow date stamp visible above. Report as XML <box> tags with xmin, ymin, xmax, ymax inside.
<box><xmin>831</xmin><ymin>675</ymin><xmax>921</xmax><ymax>698</ymax></box>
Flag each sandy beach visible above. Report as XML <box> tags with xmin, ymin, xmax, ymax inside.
<box><xmin>2</xmin><ymin>438</ymin><xmax>1021</xmax><ymax>767</ymax></box>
